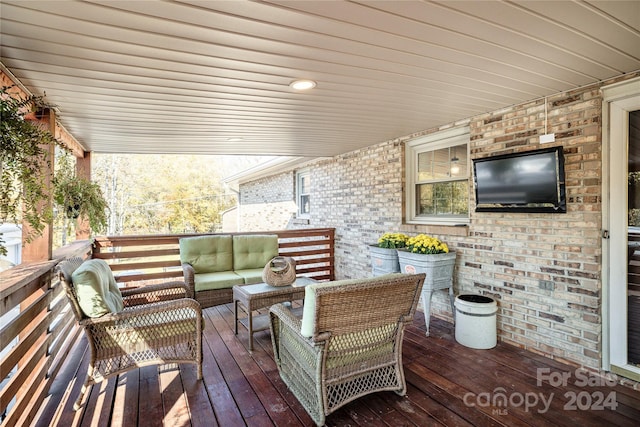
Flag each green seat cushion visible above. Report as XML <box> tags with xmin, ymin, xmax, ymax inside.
<box><xmin>194</xmin><ymin>271</ymin><xmax>244</xmax><ymax>291</ymax></box>
<box><xmin>235</xmin><ymin>268</ymin><xmax>265</xmax><ymax>285</ymax></box>
<box><xmin>180</xmin><ymin>235</ymin><xmax>233</xmax><ymax>273</ymax></box>
<box><xmin>233</xmin><ymin>235</ymin><xmax>278</xmax><ymax>271</ymax></box>
<box><xmin>326</xmin><ymin>324</ymin><xmax>395</xmax><ymax>370</ymax></box>
<box><xmin>98</xmin><ymin>308</ymin><xmax>197</xmax><ymax>351</ymax></box>
<box><xmin>72</xmin><ymin>259</ymin><xmax>124</xmax><ymax>318</ymax></box>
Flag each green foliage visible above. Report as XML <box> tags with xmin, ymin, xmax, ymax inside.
<box><xmin>1</xmin><ymin>99</ymin><xmax>258</xmax><ymax>254</ymax></box>
<box><xmin>418</xmin><ymin>181</ymin><xmax>469</xmax><ymax>216</ymax></box>
<box><xmin>629</xmin><ymin>172</ymin><xmax>640</xmax><ymax>185</ymax></box>
<box><xmin>377</xmin><ymin>232</ymin><xmax>408</xmax><ymax>249</ymax></box>
<box><xmin>92</xmin><ymin>154</ymin><xmax>240</xmax><ymax>235</ymax></box>
<box><xmin>629</xmin><ymin>173</ymin><xmax>640</xmax><ymax>226</ymax></box>
<box><xmin>0</xmin><ymin>86</ymin><xmax>60</xmax><ymax>255</ymax></box>
<box><xmin>53</xmin><ymin>153</ymin><xmax>108</xmax><ymax>234</ymax></box>
<box><xmin>1</xmin><ymin>86</ymin><xmax>110</xmax><ymax>255</ymax></box>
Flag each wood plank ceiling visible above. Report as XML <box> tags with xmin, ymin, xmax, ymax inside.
<box><xmin>1</xmin><ymin>1</ymin><xmax>639</xmax><ymax>157</ymax></box>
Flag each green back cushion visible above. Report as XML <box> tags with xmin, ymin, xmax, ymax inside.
<box><xmin>72</xmin><ymin>259</ymin><xmax>124</xmax><ymax>318</ymax></box>
<box><xmin>233</xmin><ymin>235</ymin><xmax>278</xmax><ymax>270</ymax></box>
<box><xmin>180</xmin><ymin>235</ymin><xmax>233</xmax><ymax>273</ymax></box>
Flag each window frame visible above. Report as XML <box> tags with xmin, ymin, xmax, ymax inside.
<box><xmin>405</xmin><ymin>127</ymin><xmax>471</xmax><ymax>225</ymax></box>
<box><xmin>296</xmin><ymin>169</ymin><xmax>311</xmax><ymax>218</ymax></box>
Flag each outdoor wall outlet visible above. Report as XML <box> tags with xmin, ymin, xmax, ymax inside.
<box><xmin>539</xmin><ymin>280</ymin><xmax>555</xmax><ymax>291</ymax></box>
<box><xmin>540</xmin><ymin>133</ymin><xmax>556</xmax><ymax>144</ymax></box>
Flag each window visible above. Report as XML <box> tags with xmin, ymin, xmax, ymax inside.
<box><xmin>296</xmin><ymin>169</ymin><xmax>310</xmax><ymax>217</ymax></box>
<box><xmin>405</xmin><ymin>127</ymin><xmax>470</xmax><ymax>224</ymax></box>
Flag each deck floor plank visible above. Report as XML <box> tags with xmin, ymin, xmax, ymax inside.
<box><xmin>138</xmin><ymin>365</ymin><xmax>164</xmax><ymax>427</ymax></box>
<box><xmin>415</xmin><ymin>315</ymin><xmax>640</xmax><ymax>427</ymax></box>
<box><xmin>222</xmin><ymin>302</ymin><xmax>320</xmax><ymax>423</ymax></box>
<box><xmin>112</xmin><ymin>369</ymin><xmax>140</xmax><ymax>427</ymax></box>
<box><xmin>199</xmin><ymin>308</ymin><xmax>250</xmax><ymax>427</ymax></box>
<box><xmin>414</xmin><ymin>348</ymin><xmax>582</xmax><ymax>426</ymax></box>
<box><xmin>203</xmin><ymin>307</ymin><xmax>274</xmax><ymax>424</ymax></box>
<box><xmin>178</xmin><ymin>363</ymin><xmax>217</xmax><ymax>427</ymax></box>
<box><xmin>432</xmin><ymin>322</ymin><xmax>639</xmax><ymax>426</ymax></box>
<box><xmin>211</xmin><ymin>304</ymin><xmax>306</xmax><ymax>426</ymax></box>
<box><xmin>33</xmin><ymin>333</ymin><xmax>87</xmax><ymax>427</ymax></box>
<box><xmin>335</xmin><ymin>397</ymin><xmax>392</xmax><ymax>427</ymax></box>
<box><xmin>408</xmin><ymin>326</ymin><xmax>603</xmax><ymax>426</ymax></box>
<box><xmin>404</xmin><ymin>382</ymin><xmax>475</xmax><ymax>427</ymax></box>
<box><xmin>80</xmin><ymin>376</ymin><xmax>116</xmax><ymax>427</ymax></box>
<box><xmin>31</xmin><ymin>304</ymin><xmax>640</xmax><ymax>427</ymax></box>
<box><xmin>159</xmin><ymin>364</ymin><xmax>191</xmax><ymax>427</ymax></box>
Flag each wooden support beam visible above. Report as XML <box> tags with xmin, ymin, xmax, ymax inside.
<box><xmin>76</xmin><ymin>152</ymin><xmax>92</xmax><ymax>240</ymax></box>
<box><xmin>55</xmin><ymin>125</ymin><xmax>85</xmax><ymax>158</ymax></box>
<box><xmin>2</xmin><ymin>65</ymin><xmax>86</xmax><ymax>156</ymax></box>
<box><xmin>21</xmin><ymin>110</ymin><xmax>55</xmax><ymax>262</ymax></box>
<box><xmin>3</xmin><ymin>66</ymin><xmax>88</xmax><ymax>259</ymax></box>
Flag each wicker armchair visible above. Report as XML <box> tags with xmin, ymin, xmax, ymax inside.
<box><xmin>269</xmin><ymin>273</ymin><xmax>425</xmax><ymax>426</ymax></box>
<box><xmin>57</xmin><ymin>257</ymin><xmax>203</xmax><ymax>410</ymax></box>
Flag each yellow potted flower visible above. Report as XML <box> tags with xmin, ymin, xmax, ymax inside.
<box><xmin>377</xmin><ymin>232</ymin><xmax>409</xmax><ymax>249</ymax></box>
<box><xmin>405</xmin><ymin>234</ymin><xmax>449</xmax><ymax>254</ymax></box>
<box><xmin>368</xmin><ymin>232</ymin><xmax>408</xmax><ymax>276</ymax></box>
<box><xmin>397</xmin><ymin>234</ymin><xmax>456</xmax><ymax>336</ymax></box>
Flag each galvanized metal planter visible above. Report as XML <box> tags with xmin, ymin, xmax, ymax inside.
<box><xmin>397</xmin><ymin>250</ymin><xmax>456</xmax><ymax>285</ymax></box>
<box><xmin>397</xmin><ymin>249</ymin><xmax>456</xmax><ymax>336</ymax></box>
<box><xmin>368</xmin><ymin>245</ymin><xmax>401</xmax><ymax>276</ymax></box>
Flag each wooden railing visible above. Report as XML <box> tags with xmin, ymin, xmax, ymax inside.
<box><xmin>93</xmin><ymin>228</ymin><xmax>335</xmax><ymax>285</ymax></box>
<box><xmin>0</xmin><ymin>240</ymin><xmax>92</xmax><ymax>427</ymax></box>
<box><xmin>0</xmin><ymin>228</ymin><xmax>334</xmax><ymax>426</ymax></box>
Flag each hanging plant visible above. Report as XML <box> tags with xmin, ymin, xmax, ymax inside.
<box><xmin>0</xmin><ymin>85</ymin><xmax>60</xmax><ymax>255</ymax></box>
<box><xmin>53</xmin><ymin>153</ymin><xmax>108</xmax><ymax>233</ymax></box>
<box><xmin>1</xmin><ymin>85</ymin><xmax>109</xmax><ymax>256</ymax></box>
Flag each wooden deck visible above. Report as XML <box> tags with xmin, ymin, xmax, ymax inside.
<box><xmin>32</xmin><ymin>305</ymin><xmax>640</xmax><ymax>427</ymax></box>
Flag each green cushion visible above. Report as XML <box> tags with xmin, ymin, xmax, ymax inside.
<box><xmin>235</xmin><ymin>268</ymin><xmax>265</xmax><ymax>285</ymax></box>
<box><xmin>72</xmin><ymin>259</ymin><xmax>124</xmax><ymax>318</ymax></box>
<box><xmin>301</xmin><ymin>274</ymin><xmax>403</xmax><ymax>338</ymax></box>
<box><xmin>180</xmin><ymin>235</ymin><xmax>233</xmax><ymax>273</ymax></box>
<box><xmin>194</xmin><ymin>271</ymin><xmax>244</xmax><ymax>291</ymax></box>
<box><xmin>232</xmin><ymin>235</ymin><xmax>278</xmax><ymax>270</ymax></box>
<box><xmin>326</xmin><ymin>325</ymin><xmax>395</xmax><ymax>369</ymax></box>
<box><xmin>100</xmin><ymin>309</ymin><xmax>197</xmax><ymax>349</ymax></box>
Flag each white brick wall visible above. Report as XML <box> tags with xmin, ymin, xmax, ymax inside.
<box><xmin>238</xmin><ymin>172</ymin><xmax>296</xmax><ymax>231</ymax></box>
<box><xmin>236</xmin><ymin>73</ymin><xmax>640</xmax><ymax>370</ymax></box>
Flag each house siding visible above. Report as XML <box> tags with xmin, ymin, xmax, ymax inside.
<box><xmin>238</xmin><ymin>172</ymin><xmax>297</xmax><ymax>231</ymax></box>
<box><xmin>237</xmin><ymin>73</ymin><xmax>640</xmax><ymax>370</ymax></box>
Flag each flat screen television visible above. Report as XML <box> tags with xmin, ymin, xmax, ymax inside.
<box><xmin>473</xmin><ymin>146</ymin><xmax>566</xmax><ymax>213</ymax></box>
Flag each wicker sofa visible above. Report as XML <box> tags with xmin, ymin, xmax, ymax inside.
<box><xmin>269</xmin><ymin>273</ymin><xmax>426</xmax><ymax>426</ymax></box>
<box><xmin>180</xmin><ymin>234</ymin><xmax>279</xmax><ymax>308</ymax></box>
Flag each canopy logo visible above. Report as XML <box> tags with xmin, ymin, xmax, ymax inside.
<box><xmin>462</xmin><ymin>368</ymin><xmax>618</xmax><ymax>415</ymax></box>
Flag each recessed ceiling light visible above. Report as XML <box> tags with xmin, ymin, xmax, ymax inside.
<box><xmin>289</xmin><ymin>79</ymin><xmax>316</xmax><ymax>90</ymax></box>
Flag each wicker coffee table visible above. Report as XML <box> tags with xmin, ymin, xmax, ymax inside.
<box><xmin>233</xmin><ymin>277</ymin><xmax>317</xmax><ymax>351</ymax></box>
